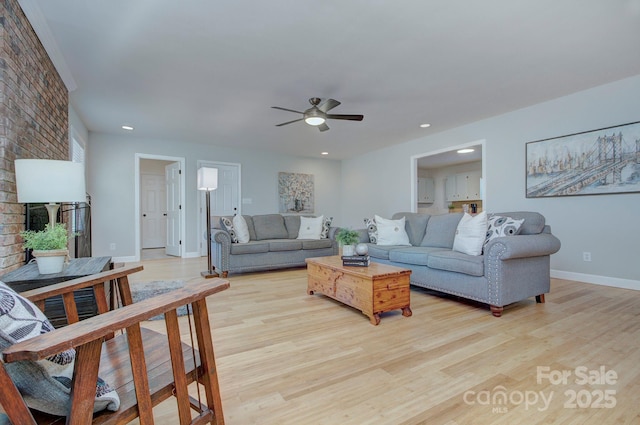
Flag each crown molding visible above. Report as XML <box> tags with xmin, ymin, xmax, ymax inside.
<box><xmin>18</xmin><ymin>0</ymin><xmax>77</xmax><ymax>92</ymax></box>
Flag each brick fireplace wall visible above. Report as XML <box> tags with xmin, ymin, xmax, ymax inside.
<box><xmin>0</xmin><ymin>0</ymin><xmax>69</xmax><ymax>273</ymax></box>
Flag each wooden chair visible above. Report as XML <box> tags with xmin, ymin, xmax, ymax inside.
<box><xmin>0</xmin><ymin>265</ymin><xmax>229</xmax><ymax>425</ymax></box>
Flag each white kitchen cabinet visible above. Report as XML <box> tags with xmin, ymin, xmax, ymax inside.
<box><xmin>445</xmin><ymin>172</ymin><xmax>481</xmax><ymax>201</ymax></box>
<box><xmin>417</xmin><ymin>177</ymin><xmax>435</xmax><ymax>203</ymax></box>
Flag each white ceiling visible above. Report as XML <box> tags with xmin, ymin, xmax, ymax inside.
<box><xmin>25</xmin><ymin>0</ymin><xmax>640</xmax><ymax>160</ymax></box>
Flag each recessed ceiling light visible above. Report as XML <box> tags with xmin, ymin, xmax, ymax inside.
<box><xmin>457</xmin><ymin>148</ymin><xmax>475</xmax><ymax>154</ymax></box>
<box><xmin>321</xmin><ymin>152</ymin><xmax>329</xmax><ymax>156</ymax></box>
<box><xmin>420</xmin><ymin>123</ymin><xmax>431</xmax><ymax>128</ymax></box>
<box><xmin>122</xmin><ymin>125</ymin><xmax>134</xmax><ymax>131</ymax></box>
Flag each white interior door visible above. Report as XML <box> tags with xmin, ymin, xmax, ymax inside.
<box><xmin>141</xmin><ymin>173</ymin><xmax>167</xmax><ymax>248</ymax></box>
<box><xmin>165</xmin><ymin>162</ymin><xmax>182</xmax><ymax>256</ymax></box>
<box><xmin>200</xmin><ymin>162</ymin><xmax>240</xmax><ymax>255</ymax></box>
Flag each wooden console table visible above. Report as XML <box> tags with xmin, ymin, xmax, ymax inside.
<box><xmin>0</xmin><ymin>256</ymin><xmax>112</xmax><ymax>328</ymax></box>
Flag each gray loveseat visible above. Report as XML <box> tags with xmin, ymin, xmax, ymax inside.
<box><xmin>359</xmin><ymin>211</ymin><xmax>561</xmax><ymax>316</ymax></box>
<box><xmin>210</xmin><ymin>214</ymin><xmax>338</xmax><ymax>276</ymax></box>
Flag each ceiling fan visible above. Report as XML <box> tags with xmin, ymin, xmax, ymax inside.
<box><xmin>272</xmin><ymin>97</ymin><xmax>364</xmax><ymax>132</ymax></box>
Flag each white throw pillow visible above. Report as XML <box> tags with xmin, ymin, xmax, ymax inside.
<box><xmin>297</xmin><ymin>215</ymin><xmax>324</xmax><ymax>240</ymax></box>
<box><xmin>453</xmin><ymin>212</ymin><xmax>488</xmax><ymax>256</ymax></box>
<box><xmin>232</xmin><ymin>214</ymin><xmax>250</xmax><ymax>243</ymax></box>
<box><xmin>374</xmin><ymin>215</ymin><xmax>411</xmax><ymax>246</ymax></box>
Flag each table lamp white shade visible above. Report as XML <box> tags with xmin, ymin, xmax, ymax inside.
<box><xmin>197</xmin><ymin>167</ymin><xmax>218</xmax><ymax>191</ymax></box>
<box><xmin>15</xmin><ymin>159</ymin><xmax>86</xmax><ymax>226</ymax></box>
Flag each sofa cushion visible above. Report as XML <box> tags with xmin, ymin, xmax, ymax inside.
<box><xmin>427</xmin><ymin>250</ymin><xmax>485</xmax><ymax>277</ymax></box>
<box><xmin>0</xmin><ymin>282</ymin><xmax>120</xmax><ymax>416</ymax></box>
<box><xmin>387</xmin><ymin>246</ymin><xmax>447</xmax><ymax>266</ymax></box>
<box><xmin>233</xmin><ymin>214</ymin><xmax>251</xmax><ymax>243</ymax></box>
<box><xmin>269</xmin><ymin>240</ymin><xmax>303</xmax><ymax>252</ymax></box>
<box><xmin>220</xmin><ymin>217</ymin><xmax>239</xmax><ymax>243</ymax></box>
<box><xmin>297</xmin><ymin>215</ymin><xmax>324</xmax><ymax>239</ymax></box>
<box><xmin>493</xmin><ymin>211</ymin><xmax>544</xmax><ymax>235</ymax></box>
<box><xmin>283</xmin><ymin>215</ymin><xmax>301</xmax><ymax>239</ymax></box>
<box><xmin>244</xmin><ymin>215</ymin><xmax>257</xmax><ymax>241</ymax></box>
<box><xmin>230</xmin><ymin>241</ymin><xmax>270</xmax><ymax>254</ymax></box>
<box><xmin>253</xmin><ymin>214</ymin><xmax>289</xmax><ymax>240</ymax></box>
<box><xmin>484</xmin><ymin>214</ymin><xmax>524</xmax><ymax>246</ymax></box>
<box><xmin>375</xmin><ymin>215</ymin><xmax>411</xmax><ymax>246</ymax></box>
<box><xmin>301</xmin><ymin>239</ymin><xmax>333</xmax><ymax>249</ymax></box>
<box><xmin>453</xmin><ymin>212</ymin><xmax>487</xmax><ymax>256</ymax></box>
<box><xmin>363</xmin><ymin>217</ymin><xmax>378</xmax><ymax>243</ymax></box>
<box><xmin>392</xmin><ymin>212</ymin><xmax>430</xmax><ymax>246</ymax></box>
<box><xmin>320</xmin><ymin>216</ymin><xmax>333</xmax><ymax>239</ymax></box>
<box><xmin>366</xmin><ymin>243</ymin><xmax>396</xmax><ymax>260</ymax></box>
<box><xmin>420</xmin><ymin>213</ymin><xmax>463</xmax><ymax>248</ymax></box>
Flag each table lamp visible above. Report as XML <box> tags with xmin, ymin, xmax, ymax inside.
<box><xmin>197</xmin><ymin>167</ymin><xmax>218</xmax><ymax>278</ymax></box>
<box><xmin>14</xmin><ymin>159</ymin><xmax>87</xmax><ymax>227</ymax></box>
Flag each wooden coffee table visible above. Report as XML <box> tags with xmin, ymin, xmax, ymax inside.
<box><xmin>305</xmin><ymin>256</ymin><xmax>412</xmax><ymax>325</ymax></box>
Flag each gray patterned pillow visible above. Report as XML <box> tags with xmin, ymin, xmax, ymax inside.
<box><xmin>320</xmin><ymin>216</ymin><xmax>333</xmax><ymax>239</ymax></box>
<box><xmin>363</xmin><ymin>217</ymin><xmax>378</xmax><ymax>244</ymax></box>
<box><xmin>484</xmin><ymin>215</ymin><xmax>525</xmax><ymax>246</ymax></box>
<box><xmin>0</xmin><ymin>281</ymin><xmax>120</xmax><ymax>416</ymax></box>
<box><xmin>220</xmin><ymin>217</ymin><xmax>239</xmax><ymax>243</ymax></box>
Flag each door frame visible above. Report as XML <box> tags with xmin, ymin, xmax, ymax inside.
<box><xmin>197</xmin><ymin>160</ymin><xmax>241</xmax><ymax>256</ymax></box>
<box><xmin>135</xmin><ymin>153</ymin><xmax>186</xmax><ymax>261</ymax></box>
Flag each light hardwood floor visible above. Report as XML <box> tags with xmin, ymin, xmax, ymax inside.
<box><xmin>130</xmin><ymin>257</ymin><xmax>640</xmax><ymax>424</ymax></box>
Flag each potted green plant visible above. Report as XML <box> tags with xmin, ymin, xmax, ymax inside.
<box><xmin>335</xmin><ymin>228</ymin><xmax>360</xmax><ymax>256</ymax></box>
<box><xmin>20</xmin><ymin>222</ymin><xmax>71</xmax><ymax>274</ymax></box>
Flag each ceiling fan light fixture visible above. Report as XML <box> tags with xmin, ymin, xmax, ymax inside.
<box><xmin>305</xmin><ymin>116</ymin><xmax>326</xmax><ymax>126</ymax></box>
<box><xmin>304</xmin><ymin>108</ymin><xmax>326</xmax><ymax>126</ymax></box>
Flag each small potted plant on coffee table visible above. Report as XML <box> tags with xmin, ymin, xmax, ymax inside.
<box><xmin>335</xmin><ymin>228</ymin><xmax>360</xmax><ymax>257</ymax></box>
<box><xmin>20</xmin><ymin>222</ymin><xmax>72</xmax><ymax>274</ymax></box>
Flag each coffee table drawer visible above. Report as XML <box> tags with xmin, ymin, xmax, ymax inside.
<box><xmin>373</xmin><ymin>275</ymin><xmax>411</xmax><ymax>313</ymax></box>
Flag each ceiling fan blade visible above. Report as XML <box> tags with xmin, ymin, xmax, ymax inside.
<box><xmin>271</xmin><ymin>106</ymin><xmax>303</xmax><ymax>114</ymax></box>
<box><xmin>275</xmin><ymin>118</ymin><xmax>304</xmax><ymax>127</ymax></box>
<box><xmin>318</xmin><ymin>98</ymin><xmax>340</xmax><ymax>113</ymax></box>
<box><xmin>318</xmin><ymin>123</ymin><xmax>330</xmax><ymax>132</ymax></box>
<box><xmin>326</xmin><ymin>114</ymin><xmax>364</xmax><ymax>121</ymax></box>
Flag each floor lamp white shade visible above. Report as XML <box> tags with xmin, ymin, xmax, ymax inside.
<box><xmin>198</xmin><ymin>167</ymin><xmax>218</xmax><ymax>278</ymax></box>
<box><xmin>15</xmin><ymin>159</ymin><xmax>86</xmax><ymax>227</ymax></box>
<box><xmin>197</xmin><ymin>167</ymin><xmax>218</xmax><ymax>191</ymax></box>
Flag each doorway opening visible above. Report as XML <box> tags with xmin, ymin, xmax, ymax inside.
<box><xmin>134</xmin><ymin>154</ymin><xmax>186</xmax><ymax>262</ymax></box>
<box><xmin>411</xmin><ymin>140</ymin><xmax>486</xmax><ymax>214</ymax></box>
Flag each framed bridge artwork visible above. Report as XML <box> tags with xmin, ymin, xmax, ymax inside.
<box><xmin>526</xmin><ymin>120</ymin><xmax>640</xmax><ymax>198</ymax></box>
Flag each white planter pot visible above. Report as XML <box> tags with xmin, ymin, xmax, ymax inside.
<box><xmin>33</xmin><ymin>249</ymin><xmax>69</xmax><ymax>274</ymax></box>
<box><xmin>342</xmin><ymin>245</ymin><xmax>356</xmax><ymax>257</ymax></box>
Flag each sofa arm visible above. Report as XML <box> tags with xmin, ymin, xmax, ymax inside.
<box><xmin>485</xmin><ymin>233</ymin><xmax>561</xmax><ymax>260</ymax></box>
<box><xmin>210</xmin><ymin>228</ymin><xmax>231</xmax><ymax>273</ymax></box>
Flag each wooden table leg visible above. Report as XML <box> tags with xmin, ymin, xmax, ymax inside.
<box><xmin>402</xmin><ymin>306</ymin><xmax>412</xmax><ymax>317</ymax></box>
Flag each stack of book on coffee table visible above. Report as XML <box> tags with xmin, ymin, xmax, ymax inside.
<box><xmin>342</xmin><ymin>254</ymin><xmax>370</xmax><ymax>267</ymax></box>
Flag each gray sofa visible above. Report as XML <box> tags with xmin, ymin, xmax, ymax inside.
<box><xmin>210</xmin><ymin>214</ymin><xmax>338</xmax><ymax>276</ymax></box>
<box><xmin>359</xmin><ymin>211</ymin><xmax>561</xmax><ymax>316</ymax></box>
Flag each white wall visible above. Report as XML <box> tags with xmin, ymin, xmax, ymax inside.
<box><xmin>341</xmin><ymin>74</ymin><xmax>640</xmax><ymax>287</ymax></box>
<box><xmin>88</xmin><ymin>134</ymin><xmax>342</xmax><ymax>260</ymax></box>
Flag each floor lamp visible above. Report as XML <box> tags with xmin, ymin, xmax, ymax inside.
<box><xmin>198</xmin><ymin>167</ymin><xmax>218</xmax><ymax>278</ymax></box>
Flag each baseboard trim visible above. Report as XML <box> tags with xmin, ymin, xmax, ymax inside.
<box><xmin>183</xmin><ymin>251</ymin><xmax>201</xmax><ymax>259</ymax></box>
<box><xmin>551</xmin><ymin>269</ymin><xmax>640</xmax><ymax>291</ymax></box>
<box><xmin>112</xmin><ymin>255</ymin><xmax>137</xmax><ymax>264</ymax></box>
